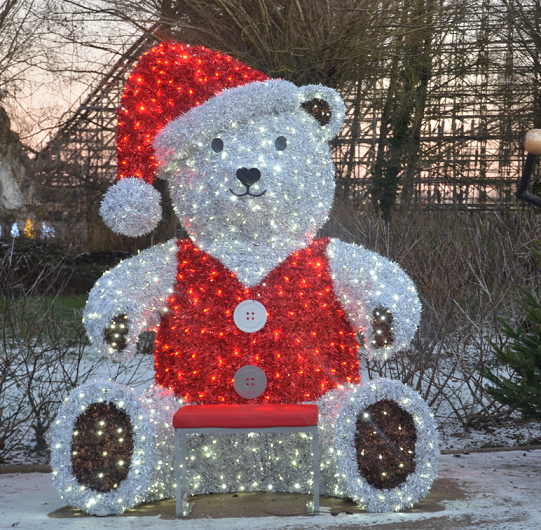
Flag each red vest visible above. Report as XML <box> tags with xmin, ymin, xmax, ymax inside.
<box><xmin>154</xmin><ymin>238</ymin><xmax>360</xmax><ymax>404</ymax></box>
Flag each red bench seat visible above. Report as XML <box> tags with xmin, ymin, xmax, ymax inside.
<box><xmin>173</xmin><ymin>403</ymin><xmax>319</xmax><ymax>429</ymax></box>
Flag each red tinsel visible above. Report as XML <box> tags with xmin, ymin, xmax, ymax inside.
<box><xmin>154</xmin><ymin>238</ymin><xmax>360</xmax><ymax>404</ymax></box>
<box><xmin>117</xmin><ymin>42</ymin><xmax>269</xmax><ymax>183</ymax></box>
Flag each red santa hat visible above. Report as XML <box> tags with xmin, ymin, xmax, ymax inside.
<box><xmin>100</xmin><ymin>42</ymin><xmax>269</xmax><ymax>237</ymax></box>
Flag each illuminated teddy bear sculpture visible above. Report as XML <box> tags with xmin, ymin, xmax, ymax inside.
<box><xmin>50</xmin><ymin>43</ymin><xmax>439</xmax><ymax>516</ymax></box>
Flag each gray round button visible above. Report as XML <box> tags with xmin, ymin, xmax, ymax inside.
<box><xmin>233</xmin><ymin>365</ymin><xmax>267</xmax><ymax>399</ymax></box>
<box><xmin>233</xmin><ymin>300</ymin><xmax>267</xmax><ymax>333</ymax></box>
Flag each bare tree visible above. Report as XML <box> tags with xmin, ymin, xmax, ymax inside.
<box><xmin>502</xmin><ymin>0</ymin><xmax>541</xmax><ymax>126</ymax></box>
<box><xmin>35</xmin><ymin>0</ymin><xmax>456</xmax><ymax>240</ymax></box>
<box><xmin>0</xmin><ymin>240</ymin><xmax>154</xmax><ymax>461</ymax></box>
<box><xmin>0</xmin><ymin>1</ymin><xmax>52</xmax><ymax>236</ymax></box>
<box><xmin>9</xmin><ymin>0</ymin><xmax>540</xmax><ymax>246</ymax></box>
<box><xmin>57</xmin><ymin>0</ymin><xmax>409</xmax><ymax>87</ymax></box>
<box><xmin>0</xmin><ymin>0</ymin><xmax>46</xmax><ymax>97</ymax></box>
<box><xmin>322</xmin><ymin>207</ymin><xmax>541</xmax><ymax>431</ymax></box>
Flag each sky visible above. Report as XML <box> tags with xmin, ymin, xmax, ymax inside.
<box><xmin>3</xmin><ymin>0</ymin><xmax>139</xmax><ymax>151</ymax></box>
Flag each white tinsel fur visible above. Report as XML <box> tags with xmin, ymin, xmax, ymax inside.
<box><xmin>153</xmin><ymin>81</ymin><xmax>344</xmax><ymax>287</ymax></box>
<box><xmin>51</xmin><ymin>380</ymin><xmax>438</xmax><ymax>515</ymax></box>
<box><xmin>154</xmin><ymin>80</ymin><xmax>344</xmax><ymax>161</ymax></box>
<box><xmin>50</xmin><ymin>382</ymin><xmax>180</xmax><ymax>516</ymax></box>
<box><xmin>83</xmin><ymin>241</ymin><xmax>178</xmax><ymax>361</ymax></box>
<box><xmin>71</xmin><ymin>77</ymin><xmax>435</xmax><ymax>516</ymax></box>
<box><xmin>327</xmin><ymin>238</ymin><xmax>422</xmax><ymax>361</ymax></box>
<box><xmin>100</xmin><ymin>177</ymin><xmax>162</xmax><ymax>237</ymax></box>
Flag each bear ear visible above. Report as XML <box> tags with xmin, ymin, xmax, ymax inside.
<box><xmin>299</xmin><ymin>85</ymin><xmax>345</xmax><ymax>141</ymax></box>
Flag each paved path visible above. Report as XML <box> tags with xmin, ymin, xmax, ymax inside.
<box><xmin>1</xmin><ymin>450</ymin><xmax>540</xmax><ymax>529</ymax></box>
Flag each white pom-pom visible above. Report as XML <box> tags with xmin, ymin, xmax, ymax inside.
<box><xmin>100</xmin><ymin>177</ymin><xmax>162</xmax><ymax>237</ymax></box>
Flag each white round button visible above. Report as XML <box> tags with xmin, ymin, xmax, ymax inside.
<box><xmin>233</xmin><ymin>300</ymin><xmax>267</xmax><ymax>333</ymax></box>
<box><xmin>233</xmin><ymin>365</ymin><xmax>267</xmax><ymax>399</ymax></box>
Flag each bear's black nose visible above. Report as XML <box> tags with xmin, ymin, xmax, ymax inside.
<box><xmin>236</xmin><ymin>167</ymin><xmax>261</xmax><ymax>187</ymax></box>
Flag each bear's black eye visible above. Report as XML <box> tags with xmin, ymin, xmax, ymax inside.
<box><xmin>275</xmin><ymin>136</ymin><xmax>287</xmax><ymax>151</ymax></box>
<box><xmin>211</xmin><ymin>138</ymin><xmax>224</xmax><ymax>153</ymax></box>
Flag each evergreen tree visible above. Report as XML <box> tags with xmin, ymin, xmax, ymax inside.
<box><xmin>483</xmin><ymin>260</ymin><xmax>541</xmax><ymax>420</ymax></box>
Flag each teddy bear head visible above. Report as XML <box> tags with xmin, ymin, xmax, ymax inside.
<box><xmin>100</xmin><ymin>44</ymin><xmax>344</xmax><ymax>267</ymax></box>
<box><xmin>153</xmin><ymin>80</ymin><xmax>345</xmax><ymax>254</ymax></box>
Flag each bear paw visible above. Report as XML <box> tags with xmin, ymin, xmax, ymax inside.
<box><xmin>50</xmin><ymin>382</ymin><xmax>159</xmax><ymax>515</ymax></box>
<box><xmin>371</xmin><ymin>307</ymin><xmax>394</xmax><ymax>349</ymax></box>
<box><xmin>318</xmin><ymin>380</ymin><xmax>440</xmax><ymax>512</ymax></box>
<box><xmin>104</xmin><ymin>314</ymin><xmax>130</xmax><ymax>353</ymax></box>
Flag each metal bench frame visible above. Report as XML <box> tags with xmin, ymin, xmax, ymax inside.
<box><xmin>174</xmin><ymin>425</ymin><xmax>319</xmax><ymax>517</ymax></box>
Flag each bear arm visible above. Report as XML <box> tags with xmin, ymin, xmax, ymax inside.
<box><xmin>83</xmin><ymin>239</ymin><xmax>178</xmax><ymax>361</ymax></box>
<box><xmin>325</xmin><ymin>237</ymin><xmax>421</xmax><ymax>361</ymax></box>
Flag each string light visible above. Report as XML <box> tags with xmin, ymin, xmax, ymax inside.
<box><xmin>101</xmin><ymin>42</ymin><xmax>268</xmax><ymax>237</ymax></box>
<box><xmin>23</xmin><ymin>218</ymin><xmax>35</xmax><ymax>238</ymax></box>
<box><xmin>318</xmin><ymin>380</ymin><xmax>440</xmax><ymax>513</ymax></box>
<box><xmin>53</xmin><ymin>40</ymin><xmax>435</xmax><ymax>517</ymax></box>
<box><xmin>50</xmin><ymin>382</ymin><xmax>181</xmax><ymax>516</ymax></box>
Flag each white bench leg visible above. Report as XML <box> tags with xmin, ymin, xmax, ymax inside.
<box><xmin>306</xmin><ymin>426</ymin><xmax>320</xmax><ymax>515</ymax></box>
<box><xmin>175</xmin><ymin>430</ymin><xmax>181</xmax><ymax>517</ymax></box>
<box><xmin>313</xmin><ymin>427</ymin><xmax>319</xmax><ymax>514</ymax></box>
<box><xmin>175</xmin><ymin>430</ymin><xmax>193</xmax><ymax>517</ymax></box>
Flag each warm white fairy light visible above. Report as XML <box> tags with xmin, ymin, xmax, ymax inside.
<box><xmin>54</xmin><ymin>65</ymin><xmax>437</xmax><ymax>518</ymax></box>
<box><xmin>50</xmin><ymin>382</ymin><xmax>181</xmax><ymax>516</ymax></box>
<box><xmin>318</xmin><ymin>380</ymin><xmax>440</xmax><ymax>513</ymax></box>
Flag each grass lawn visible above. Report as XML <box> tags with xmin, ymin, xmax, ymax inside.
<box><xmin>50</xmin><ymin>295</ymin><xmax>88</xmax><ymax>314</ymax></box>
<box><xmin>0</xmin><ymin>295</ymin><xmax>88</xmax><ymax>341</ymax></box>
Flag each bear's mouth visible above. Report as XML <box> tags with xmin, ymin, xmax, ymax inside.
<box><xmin>229</xmin><ymin>187</ymin><xmax>267</xmax><ymax>198</ymax></box>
